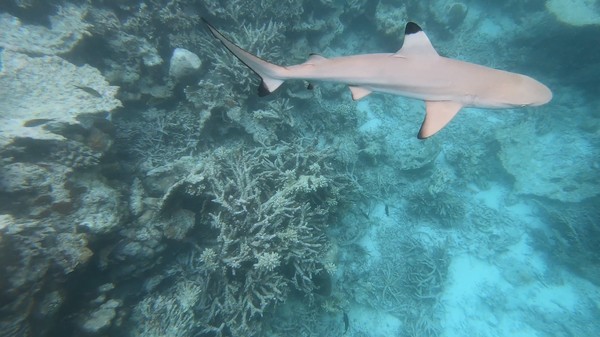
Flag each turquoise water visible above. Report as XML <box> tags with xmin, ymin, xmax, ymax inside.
<box><xmin>0</xmin><ymin>1</ymin><xmax>599</xmax><ymax>337</ymax></box>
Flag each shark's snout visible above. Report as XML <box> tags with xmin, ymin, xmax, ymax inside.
<box><xmin>534</xmin><ymin>82</ymin><xmax>553</xmax><ymax>106</ymax></box>
<box><xmin>518</xmin><ymin>75</ymin><xmax>553</xmax><ymax>107</ymax></box>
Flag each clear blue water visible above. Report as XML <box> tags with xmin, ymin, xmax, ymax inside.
<box><xmin>0</xmin><ymin>1</ymin><xmax>599</xmax><ymax>337</ymax></box>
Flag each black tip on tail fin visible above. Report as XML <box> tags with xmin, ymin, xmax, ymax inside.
<box><xmin>201</xmin><ymin>17</ymin><xmax>214</xmax><ymax>34</ymax></box>
<box><xmin>202</xmin><ymin>17</ymin><xmax>285</xmax><ymax>97</ymax></box>
<box><xmin>405</xmin><ymin>22</ymin><xmax>422</xmax><ymax>35</ymax></box>
<box><xmin>258</xmin><ymin>81</ymin><xmax>271</xmax><ymax>97</ymax></box>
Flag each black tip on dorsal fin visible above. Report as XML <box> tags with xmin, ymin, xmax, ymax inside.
<box><xmin>405</xmin><ymin>22</ymin><xmax>422</xmax><ymax>35</ymax></box>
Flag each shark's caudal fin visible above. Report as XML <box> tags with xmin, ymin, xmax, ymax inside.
<box><xmin>202</xmin><ymin>19</ymin><xmax>286</xmax><ymax>96</ymax></box>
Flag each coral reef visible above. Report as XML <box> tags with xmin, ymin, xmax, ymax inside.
<box><xmin>0</xmin><ymin>49</ymin><xmax>121</xmax><ymax>147</ymax></box>
<box><xmin>444</xmin><ymin>140</ymin><xmax>498</xmax><ymax>189</ymax></box>
<box><xmin>129</xmin><ymin>279</ymin><xmax>202</xmax><ymax>337</ymax></box>
<box><xmin>384</xmin><ymin>131</ymin><xmax>442</xmax><ymax>171</ymax></box>
<box><xmin>0</xmin><ymin>3</ymin><xmax>90</xmax><ymax>55</ymax></box>
<box><xmin>354</xmin><ymin>228</ymin><xmax>449</xmax><ymax>337</ymax></box>
<box><xmin>374</xmin><ymin>1</ymin><xmax>408</xmax><ymax>36</ymax></box>
<box><xmin>458</xmin><ymin>202</ymin><xmax>523</xmax><ymax>260</ymax></box>
<box><xmin>497</xmin><ymin>120</ymin><xmax>599</xmax><ymax>202</ymax></box>
<box><xmin>0</xmin><ymin>5</ymin><xmax>123</xmax><ymax>336</ymax></box>
<box><xmin>2</xmin><ymin>1</ymin><xmax>596</xmax><ymax>337</ymax></box>
<box><xmin>407</xmin><ymin>190</ymin><xmax>466</xmax><ymax>227</ymax></box>
<box><xmin>406</xmin><ymin>167</ymin><xmax>466</xmax><ymax>227</ymax></box>
<box><xmin>143</xmin><ymin>142</ymin><xmax>353</xmax><ymax>336</ymax></box>
<box><xmin>532</xmin><ymin>198</ymin><xmax>600</xmax><ymax>285</ymax></box>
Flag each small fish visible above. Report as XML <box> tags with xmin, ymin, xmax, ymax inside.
<box><xmin>343</xmin><ymin>311</ymin><xmax>349</xmax><ymax>334</ymax></box>
<box><xmin>74</xmin><ymin>85</ymin><xmax>102</xmax><ymax>98</ymax></box>
<box><xmin>385</xmin><ymin>204</ymin><xmax>389</xmax><ymax>216</ymax></box>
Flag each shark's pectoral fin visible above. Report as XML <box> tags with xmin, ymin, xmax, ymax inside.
<box><xmin>418</xmin><ymin>101</ymin><xmax>463</xmax><ymax>139</ymax></box>
<box><xmin>349</xmin><ymin>86</ymin><xmax>372</xmax><ymax>100</ymax></box>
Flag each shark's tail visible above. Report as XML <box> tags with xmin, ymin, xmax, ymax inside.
<box><xmin>203</xmin><ymin>19</ymin><xmax>287</xmax><ymax>96</ymax></box>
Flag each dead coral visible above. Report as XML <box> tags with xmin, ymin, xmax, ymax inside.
<box><xmin>357</xmin><ymin>230</ymin><xmax>449</xmax><ymax>337</ymax></box>
<box><xmin>0</xmin><ymin>3</ymin><xmax>90</xmax><ymax>55</ymax></box>
<box><xmin>0</xmin><ymin>49</ymin><xmax>121</xmax><ymax>148</ymax></box>
<box><xmin>532</xmin><ymin>198</ymin><xmax>600</xmax><ymax>285</ymax></box>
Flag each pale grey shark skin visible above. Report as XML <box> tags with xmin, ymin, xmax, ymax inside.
<box><xmin>203</xmin><ymin>20</ymin><xmax>552</xmax><ymax>138</ymax></box>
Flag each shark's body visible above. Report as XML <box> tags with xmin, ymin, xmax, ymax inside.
<box><xmin>204</xmin><ymin>20</ymin><xmax>552</xmax><ymax>138</ymax></box>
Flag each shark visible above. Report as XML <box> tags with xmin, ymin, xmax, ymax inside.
<box><xmin>203</xmin><ymin>19</ymin><xmax>552</xmax><ymax>138</ymax></box>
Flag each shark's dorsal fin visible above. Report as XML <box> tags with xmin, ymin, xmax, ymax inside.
<box><xmin>305</xmin><ymin>53</ymin><xmax>328</xmax><ymax>65</ymax></box>
<box><xmin>418</xmin><ymin>101</ymin><xmax>462</xmax><ymax>139</ymax></box>
<box><xmin>395</xmin><ymin>22</ymin><xmax>438</xmax><ymax>57</ymax></box>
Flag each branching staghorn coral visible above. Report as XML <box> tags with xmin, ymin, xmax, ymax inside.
<box><xmin>155</xmin><ymin>141</ymin><xmax>354</xmax><ymax>336</ymax></box>
<box><xmin>202</xmin><ymin>0</ymin><xmax>304</xmax><ymax>26</ymax></box>
<box><xmin>348</xmin><ymin>228</ymin><xmax>449</xmax><ymax>337</ymax></box>
<box><xmin>406</xmin><ymin>170</ymin><xmax>466</xmax><ymax>227</ymax></box>
<box><xmin>130</xmin><ymin>279</ymin><xmax>203</xmax><ymax>337</ymax></box>
<box><xmin>532</xmin><ymin>198</ymin><xmax>600</xmax><ymax>285</ymax></box>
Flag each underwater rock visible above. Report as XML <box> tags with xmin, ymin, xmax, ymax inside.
<box><xmin>0</xmin><ymin>49</ymin><xmax>121</xmax><ymax>147</ymax></box>
<box><xmin>0</xmin><ymin>3</ymin><xmax>90</xmax><ymax>55</ymax></box>
<box><xmin>546</xmin><ymin>0</ymin><xmax>600</xmax><ymax>26</ymax></box>
<box><xmin>0</xmin><ymin>162</ymin><xmax>48</xmax><ymax>193</ymax></box>
<box><xmin>73</xmin><ymin>175</ymin><xmax>127</xmax><ymax>234</ymax></box>
<box><xmin>169</xmin><ymin>47</ymin><xmax>202</xmax><ymax>80</ymax></box>
<box><xmin>445</xmin><ymin>2</ymin><xmax>468</xmax><ymax>28</ymax></box>
<box><xmin>78</xmin><ymin>299</ymin><xmax>122</xmax><ymax>334</ymax></box>
<box><xmin>36</xmin><ymin>290</ymin><xmax>65</xmax><ymax>319</ymax></box>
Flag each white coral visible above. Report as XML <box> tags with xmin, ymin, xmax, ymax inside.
<box><xmin>0</xmin><ymin>50</ymin><xmax>121</xmax><ymax>147</ymax></box>
<box><xmin>0</xmin><ymin>4</ymin><xmax>90</xmax><ymax>55</ymax></box>
<box><xmin>254</xmin><ymin>252</ymin><xmax>281</xmax><ymax>272</ymax></box>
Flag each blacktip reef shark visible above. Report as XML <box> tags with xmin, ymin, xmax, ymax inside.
<box><xmin>203</xmin><ymin>19</ymin><xmax>552</xmax><ymax>138</ymax></box>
